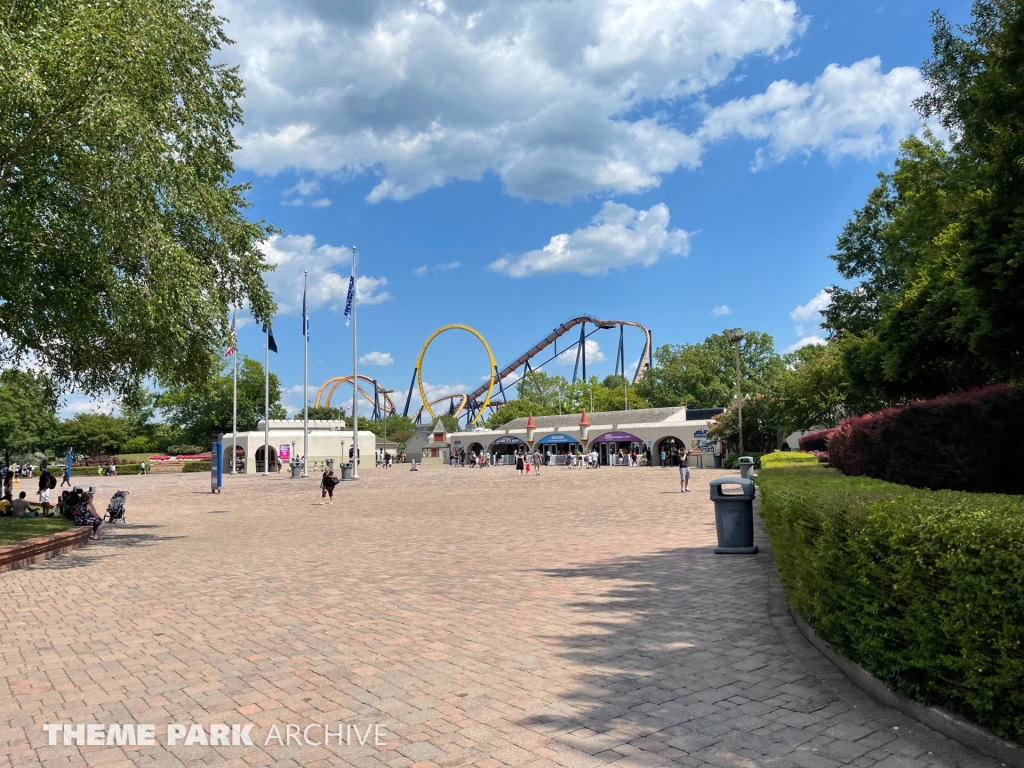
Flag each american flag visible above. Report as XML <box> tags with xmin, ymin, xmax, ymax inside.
<box><xmin>225</xmin><ymin>312</ymin><xmax>236</xmax><ymax>356</ymax></box>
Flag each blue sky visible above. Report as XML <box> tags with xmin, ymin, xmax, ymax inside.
<box><xmin>64</xmin><ymin>0</ymin><xmax>975</xmax><ymax>417</ymax></box>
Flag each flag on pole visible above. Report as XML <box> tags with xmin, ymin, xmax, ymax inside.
<box><xmin>344</xmin><ymin>260</ymin><xmax>356</xmax><ymax>326</ymax></box>
<box><xmin>225</xmin><ymin>312</ymin><xmax>237</xmax><ymax>356</ymax></box>
<box><xmin>302</xmin><ymin>285</ymin><xmax>309</xmax><ymax>340</ymax></box>
<box><xmin>263</xmin><ymin>323</ymin><xmax>278</xmax><ymax>353</ymax></box>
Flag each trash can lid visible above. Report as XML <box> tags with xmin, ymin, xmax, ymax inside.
<box><xmin>738</xmin><ymin>456</ymin><xmax>756</xmax><ymax>464</ymax></box>
<box><xmin>709</xmin><ymin>477</ymin><xmax>755</xmax><ymax>498</ymax></box>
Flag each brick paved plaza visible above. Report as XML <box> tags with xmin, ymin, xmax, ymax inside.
<box><xmin>0</xmin><ymin>466</ymin><xmax>997</xmax><ymax>768</ymax></box>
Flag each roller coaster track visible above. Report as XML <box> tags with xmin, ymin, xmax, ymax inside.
<box><xmin>464</xmin><ymin>315</ymin><xmax>652</xmax><ymax>406</ymax></box>
<box><xmin>316</xmin><ymin>375</ymin><xmax>398</xmax><ymax>418</ymax></box>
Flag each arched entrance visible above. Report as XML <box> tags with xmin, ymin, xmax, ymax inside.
<box><xmin>255</xmin><ymin>445</ymin><xmax>278</xmax><ymax>473</ymax></box>
<box><xmin>489</xmin><ymin>436</ymin><xmax>527</xmax><ymax>465</ymax></box>
<box><xmin>536</xmin><ymin>433</ymin><xmax>581</xmax><ymax>465</ymax></box>
<box><xmin>655</xmin><ymin>436</ymin><xmax>686</xmax><ymax>467</ymax></box>
<box><xmin>223</xmin><ymin>446</ymin><xmax>245</xmax><ymax>474</ymax></box>
<box><xmin>466</xmin><ymin>442</ymin><xmax>485</xmax><ymax>466</ymax></box>
<box><xmin>591</xmin><ymin>431</ymin><xmax>645</xmax><ymax>466</ymax></box>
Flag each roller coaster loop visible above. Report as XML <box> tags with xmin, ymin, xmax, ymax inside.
<box><xmin>316</xmin><ymin>375</ymin><xmax>398</xmax><ymax>419</ymax></box>
<box><xmin>412</xmin><ymin>325</ymin><xmax>496</xmax><ymax>427</ymax></box>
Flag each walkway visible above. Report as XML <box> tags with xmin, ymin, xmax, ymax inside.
<box><xmin>0</xmin><ymin>467</ymin><xmax>998</xmax><ymax>767</ymax></box>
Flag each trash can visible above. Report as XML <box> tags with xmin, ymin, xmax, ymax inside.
<box><xmin>738</xmin><ymin>456</ymin><xmax>756</xmax><ymax>479</ymax></box>
<box><xmin>325</xmin><ymin>458</ymin><xmax>334</xmax><ymax>472</ymax></box>
<box><xmin>290</xmin><ymin>461</ymin><xmax>301</xmax><ymax>479</ymax></box>
<box><xmin>340</xmin><ymin>462</ymin><xmax>353</xmax><ymax>481</ymax></box>
<box><xmin>709</xmin><ymin>478</ymin><xmax>758</xmax><ymax>554</ymax></box>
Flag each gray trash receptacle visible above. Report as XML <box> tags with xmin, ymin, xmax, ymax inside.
<box><xmin>710</xmin><ymin>478</ymin><xmax>758</xmax><ymax>554</ymax></box>
<box><xmin>340</xmin><ymin>462</ymin><xmax>353</xmax><ymax>481</ymax></box>
<box><xmin>738</xmin><ymin>456</ymin><xmax>756</xmax><ymax>479</ymax></box>
<box><xmin>290</xmin><ymin>462</ymin><xmax>301</xmax><ymax>479</ymax></box>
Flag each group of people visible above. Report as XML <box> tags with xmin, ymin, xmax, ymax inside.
<box><xmin>374</xmin><ymin>451</ymin><xmax>399</xmax><ymax>468</ymax></box>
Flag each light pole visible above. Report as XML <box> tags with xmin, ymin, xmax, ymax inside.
<box><xmin>723</xmin><ymin>328</ymin><xmax>745</xmax><ymax>454</ymax></box>
<box><xmin>381</xmin><ymin>388</ymin><xmax>395</xmax><ymax>462</ymax></box>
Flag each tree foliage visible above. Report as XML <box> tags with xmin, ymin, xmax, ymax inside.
<box><xmin>486</xmin><ymin>372</ymin><xmax>649</xmax><ymax>427</ymax></box>
<box><xmin>0</xmin><ymin>369</ymin><xmax>58</xmax><ymax>463</ymax></box>
<box><xmin>0</xmin><ymin>0</ymin><xmax>275</xmax><ymax>399</ymax></box>
<box><xmin>825</xmin><ymin>2</ymin><xmax>1024</xmax><ymax>398</ymax></box>
<box><xmin>636</xmin><ymin>331</ymin><xmax>783</xmax><ymax>408</ymax></box>
<box><xmin>157</xmin><ymin>356</ymin><xmax>285</xmax><ymax>444</ymax></box>
<box><xmin>57</xmin><ymin>413</ymin><xmax>131</xmax><ymax>457</ymax></box>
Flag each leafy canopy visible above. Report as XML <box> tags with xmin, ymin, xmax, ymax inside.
<box><xmin>0</xmin><ymin>0</ymin><xmax>275</xmax><ymax>398</ymax></box>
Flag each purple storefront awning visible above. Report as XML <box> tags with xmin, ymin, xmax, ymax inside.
<box><xmin>591</xmin><ymin>431</ymin><xmax>643</xmax><ymax>443</ymax></box>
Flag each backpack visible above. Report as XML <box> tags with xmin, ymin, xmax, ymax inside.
<box><xmin>48</xmin><ymin>474</ymin><xmax>57</xmax><ymax>489</ymax></box>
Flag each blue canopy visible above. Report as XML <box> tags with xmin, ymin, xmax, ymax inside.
<box><xmin>537</xmin><ymin>433</ymin><xmax>580</xmax><ymax>445</ymax></box>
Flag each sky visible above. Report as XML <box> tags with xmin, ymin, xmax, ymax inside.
<box><xmin>62</xmin><ymin>0</ymin><xmax>975</xmax><ymax>418</ymax></box>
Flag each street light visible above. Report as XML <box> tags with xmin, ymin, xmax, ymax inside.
<box><xmin>723</xmin><ymin>328</ymin><xmax>745</xmax><ymax>454</ymax></box>
<box><xmin>381</xmin><ymin>388</ymin><xmax>396</xmax><ymax>464</ymax></box>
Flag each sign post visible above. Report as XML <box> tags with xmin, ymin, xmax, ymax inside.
<box><xmin>211</xmin><ymin>433</ymin><xmax>223</xmax><ymax>494</ymax></box>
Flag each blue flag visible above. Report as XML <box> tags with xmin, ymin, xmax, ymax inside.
<box><xmin>344</xmin><ymin>270</ymin><xmax>355</xmax><ymax>326</ymax></box>
<box><xmin>302</xmin><ymin>286</ymin><xmax>309</xmax><ymax>340</ymax></box>
<box><xmin>263</xmin><ymin>323</ymin><xmax>278</xmax><ymax>353</ymax></box>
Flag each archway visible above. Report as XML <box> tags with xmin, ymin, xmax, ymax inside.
<box><xmin>591</xmin><ymin>431</ymin><xmax>645</xmax><ymax>466</ymax></box>
<box><xmin>254</xmin><ymin>445</ymin><xmax>278</xmax><ymax>473</ymax></box>
<box><xmin>536</xmin><ymin>433</ymin><xmax>581</xmax><ymax>466</ymax></box>
<box><xmin>489</xmin><ymin>436</ymin><xmax>527</xmax><ymax>466</ymax></box>
<box><xmin>223</xmin><ymin>445</ymin><xmax>245</xmax><ymax>474</ymax></box>
<box><xmin>655</xmin><ymin>436</ymin><xmax>686</xmax><ymax>467</ymax></box>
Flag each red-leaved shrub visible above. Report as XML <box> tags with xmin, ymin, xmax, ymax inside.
<box><xmin>798</xmin><ymin>429</ymin><xmax>834</xmax><ymax>453</ymax></box>
<box><xmin>827</xmin><ymin>385</ymin><xmax>1024</xmax><ymax>494</ymax></box>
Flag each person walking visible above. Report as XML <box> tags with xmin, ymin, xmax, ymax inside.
<box><xmin>515</xmin><ymin>452</ymin><xmax>525</xmax><ymax>477</ymax></box>
<box><xmin>679</xmin><ymin>446</ymin><xmax>691</xmax><ymax>493</ymax></box>
<box><xmin>320</xmin><ymin>468</ymin><xmax>338</xmax><ymax>504</ymax></box>
<box><xmin>532</xmin><ymin>449</ymin><xmax>543</xmax><ymax>476</ymax></box>
<box><xmin>60</xmin><ymin>463</ymin><xmax>72</xmax><ymax>486</ymax></box>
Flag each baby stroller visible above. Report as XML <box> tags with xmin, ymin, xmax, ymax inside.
<box><xmin>105</xmin><ymin>490</ymin><xmax>129</xmax><ymax>523</ymax></box>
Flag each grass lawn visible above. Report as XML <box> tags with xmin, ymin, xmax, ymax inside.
<box><xmin>0</xmin><ymin>516</ymin><xmax>75</xmax><ymax>545</ymax></box>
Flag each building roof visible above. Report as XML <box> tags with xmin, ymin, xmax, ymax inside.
<box><xmin>500</xmin><ymin>407</ymin><xmax>687</xmax><ymax>430</ymax></box>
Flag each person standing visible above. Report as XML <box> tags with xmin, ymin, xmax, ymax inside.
<box><xmin>37</xmin><ymin>464</ymin><xmax>54</xmax><ymax>516</ymax></box>
<box><xmin>679</xmin><ymin>446</ymin><xmax>691</xmax><ymax>493</ymax></box>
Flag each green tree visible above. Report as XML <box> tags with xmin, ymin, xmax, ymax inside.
<box><xmin>304</xmin><ymin>406</ymin><xmax>346</xmax><ymax>421</ymax></box>
<box><xmin>485</xmin><ymin>374</ymin><xmax>649</xmax><ymax>427</ymax></box>
<box><xmin>361</xmin><ymin>415</ymin><xmax>416</xmax><ymax>446</ymax></box>
<box><xmin>0</xmin><ymin>0</ymin><xmax>275</xmax><ymax>399</ymax></box>
<box><xmin>637</xmin><ymin>331</ymin><xmax>783</xmax><ymax>408</ymax></box>
<box><xmin>708</xmin><ymin>396</ymin><xmax>785</xmax><ymax>454</ymax></box>
<box><xmin>776</xmin><ymin>342</ymin><xmax>857</xmax><ymax>432</ymax></box>
<box><xmin>158</xmin><ymin>356</ymin><xmax>285</xmax><ymax>444</ymax></box>
<box><xmin>58</xmin><ymin>413</ymin><xmax>131</xmax><ymax>457</ymax></box>
<box><xmin>0</xmin><ymin>370</ymin><xmax>59</xmax><ymax>465</ymax></box>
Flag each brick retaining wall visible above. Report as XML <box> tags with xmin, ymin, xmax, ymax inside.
<box><xmin>0</xmin><ymin>527</ymin><xmax>91</xmax><ymax>573</ymax></box>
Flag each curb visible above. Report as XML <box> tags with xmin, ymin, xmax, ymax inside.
<box><xmin>788</xmin><ymin>595</ymin><xmax>1022</xmax><ymax>767</ymax></box>
<box><xmin>0</xmin><ymin>527</ymin><xmax>91</xmax><ymax>573</ymax></box>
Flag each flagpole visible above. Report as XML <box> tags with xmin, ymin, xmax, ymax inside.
<box><xmin>302</xmin><ymin>270</ymin><xmax>309</xmax><ymax>477</ymax></box>
<box><xmin>231</xmin><ymin>317</ymin><xmax>238</xmax><ymax>475</ymax></box>
<box><xmin>351</xmin><ymin>246</ymin><xmax>359</xmax><ymax>479</ymax></box>
<box><xmin>263</xmin><ymin>325</ymin><xmax>270</xmax><ymax>476</ymax></box>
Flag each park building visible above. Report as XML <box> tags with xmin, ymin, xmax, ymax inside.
<box><xmin>448</xmin><ymin>406</ymin><xmax>725</xmax><ymax>467</ymax></box>
<box><xmin>226</xmin><ymin>420</ymin><xmax>377</xmax><ymax>474</ymax></box>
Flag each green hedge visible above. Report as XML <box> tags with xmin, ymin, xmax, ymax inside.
<box><xmin>758</xmin><ymin>451</ymin><xmax>1024</xmax><ymax>741</ymax></box>
<box><xmin>722</xmin><ymin>452</ymin><xmax>767</xmax><ymax>469</ymax></box>
<box><xmin>181</xmin><ymin>461</ymin><xmax>212</xmax><ymax>473</ymax></box>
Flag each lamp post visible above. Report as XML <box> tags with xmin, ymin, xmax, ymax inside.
<box><xmin>381</xmin><ymin>388</ymin><xmax>395</xmax><ymax>461</ymax></box>
<box><xmin>723</xmin><ymin>328</ymin><xmax>745</xmax><ymax>454</ymax></box>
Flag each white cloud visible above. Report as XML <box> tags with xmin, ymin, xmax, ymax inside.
<box><xmin>711</xmin><ymin>305</ymin><xmax>732</xmax><ymax>316</ymax></box>
<box><xmin>221</xmin><ymin>0</ymin><xmax>807</xmax><ymax>202</ymax></box>
<box><xmin>491</xmin><ymin>202</ymin><xmax>690</xmax><ymax>278</ymax></box>
<box><xmin>259</xmin><ymin>234</ymin><xmax>391</xmax><ymax>315</ymax></box>
<box><xmin>60</xmin><ymin>395</ymin><xmax>119</xmax><ymax>418</ymax></box>
<box><xmin>556</xmin><ymin>339</ymin><xmax>606</xmax><ymax>366</ymax></box>
<box><xmin>281</xmin><ymin>178</ymin><xmax>332</xmax><ymax>207</ymax></box>
<box><xmin>701</xmin><ymin>57</ymin><xmax>925</xmax><ymax>169</ymax></box>
<box><xmin>785</xmin><ymin>335</ymin><xmax>827</xmax><ymax>353</ymax></box>
<box><xmin>786</xmin><ymin>288</ymin><xmax>831</xmax><ymax>351</ymax></box>
<box><xmin>412</xmin><ymin>265</ymin><xmax>428</xmax><ymax>276</ymax></box>
<box><xmin>437</xmin><ymin>261</ymin><xmax>461</xmax><ymax>271</ymax></box>
<box><xmin>359</xmin><ymin>351</ymin><xmax>394</xmax><ymax>366</ymax></box>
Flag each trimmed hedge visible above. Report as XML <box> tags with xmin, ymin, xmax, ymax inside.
<box><xmin>798</xmin><ymin>429</ymin><xmax>834</xmax><ymax>453</ymax></box>
<box><xmin>181</xmin><ymin>461</ymin><xmax>212</xmax><ymax>473</ymax></box>
<box><xmin>828</xmin><ymin>385</ymin><xmax>1024</xmax><ymax>494</ymax></box>
<box><xmin>758</xmin><ymin>451</ymin><xmax>1024</xmax><ymax>741</ymax></box>
<box><xmin>722</xmin><ymin>452</ymin><xmax>767</xmax><ymax>469</ymax></box>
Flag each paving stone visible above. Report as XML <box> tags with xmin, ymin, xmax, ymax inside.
<box><xmin>0</xmin><ymin>468</ymin><xmax>1004</xmax><ymax>767</ymax></box>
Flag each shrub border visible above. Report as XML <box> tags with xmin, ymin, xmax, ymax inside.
<box><xmin>787</xmin><ymin>605</ymin><xmax>1023</xmax><ymax>766</ymax></box>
